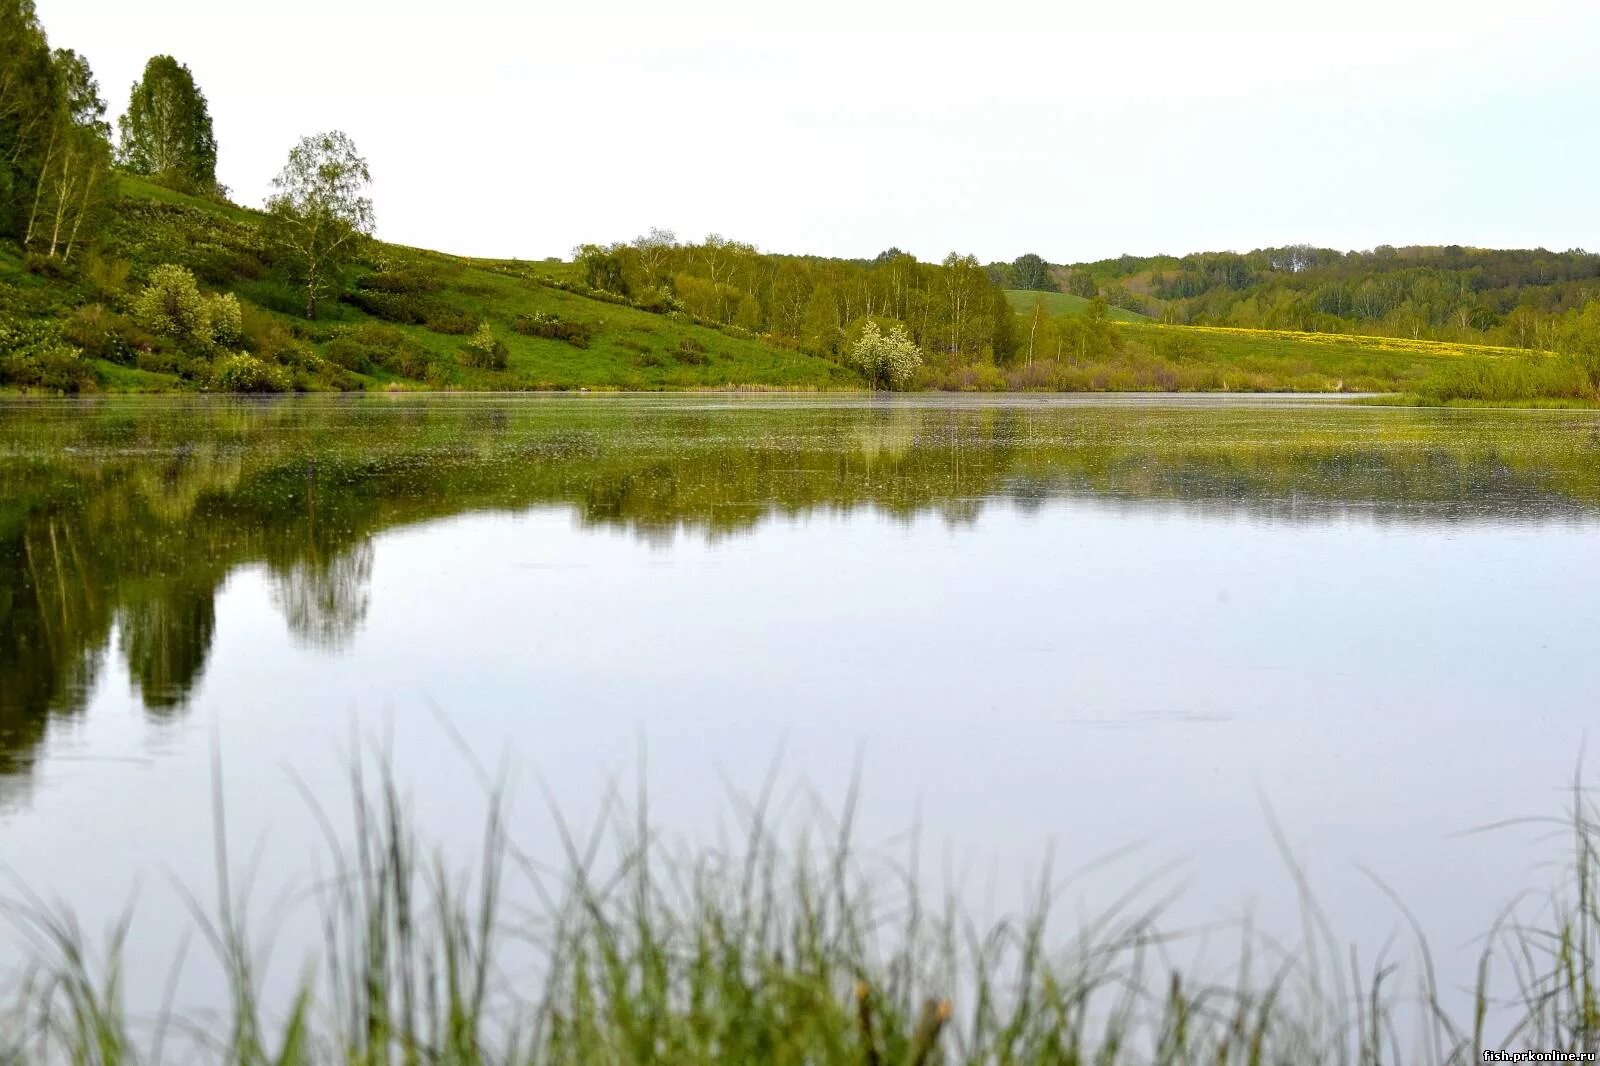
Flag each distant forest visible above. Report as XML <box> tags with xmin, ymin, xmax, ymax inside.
<box><xmin>989</xmin><ymin>245</ymin><xmax>1600</xmax><ymax>350</ymax></box>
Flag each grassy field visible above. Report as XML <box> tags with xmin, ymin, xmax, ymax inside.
<box><xmin>1115</xmin><ymin>321</ymin><xmax>1552</xmax><ymax>393</ymax></box>
<box><xmin>1</xmin><ymin>758</ymin><xmax>1595</xmax><ymax>1064</ymax></box>
<box><xmin>1005</xmin><ymin>288</ymin><xmax>1151</xmax><ymax>322</ymax></box>
<box><xmin>992</xmin><ymin>292</ymin><xmax>1583</xmax><ymax>398</ymax></box>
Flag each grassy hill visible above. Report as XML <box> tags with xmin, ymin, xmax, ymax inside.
<box><xmin>0</xmin><ymin>178</ymin><xmax>859</xmax><ymax>392</ymax></box>
<box><xmin>1005</xmin><ymin>288</ymin><xmax>1151</xmax><ymax>322</ymax></box>
<box><xmin>1</xmin><ymin>179</ymin><xmax>1590</xmax><ymax>402</ymax></box>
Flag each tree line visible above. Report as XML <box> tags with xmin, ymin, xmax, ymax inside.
<box><xmin>1060</xmin><ymin>244</ymin><xmax>1600</xmax><ymax>352</ymax></box>
<box><xmin>571</xmin><ymin>236</ymin><xmax>1018</xmax><ymax>369</ymax></box>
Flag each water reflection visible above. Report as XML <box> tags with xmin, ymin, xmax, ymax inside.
<box><xmin>271</xmin><ymin>540</ymin><xmax>374</xmax><ymax>651</ymax></box>
<box><xmin>2</xmin><ymin>395</ymin><xmax>1599</xmax><ymax>797</ymax></box>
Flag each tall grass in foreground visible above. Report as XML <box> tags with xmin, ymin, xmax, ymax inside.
<box><xmin>1</xmin><ymin>757</ymin><xmax>1596</xmax><ymax>1065</ymax></box>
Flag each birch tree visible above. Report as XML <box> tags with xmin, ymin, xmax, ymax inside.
<box><xmin>24</xmin><ymin>49</ymin><xmax>111</xmax><ymax>262</ymax></box>
<box><xmin>941</xmin><ymin>252</ymin><xmax>983</xmax><ymax>360</ymax></box>
<box><xmin>0</xmin><ymin>0</ymin><xmax>61</xmax><ymax>237</ymax></box>
<box><xmin>117</xmin><ymin>56</ymin><xmax>217</xmax><ymax>194</ymax></box>
<box><xmin>265</xmin><ymin>131</ymin><xmax>374</xmax><ymax>320</ymax></box>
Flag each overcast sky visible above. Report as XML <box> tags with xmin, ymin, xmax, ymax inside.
<box><xmin>37</xmin><ymin>0</ymin><xmax>1600</xmax><ymax>264</ymax></box>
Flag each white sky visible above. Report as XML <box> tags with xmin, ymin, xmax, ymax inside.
<box><xmin>37</xmin><ymin>0</ymin><xmax>1600</xmax><ymax>264</ymax></box>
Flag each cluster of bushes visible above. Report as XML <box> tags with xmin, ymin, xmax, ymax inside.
<box><xmin>920</xmin><ymin>355</ymin><xmax>1346</xmax><ymax>393</ymax></box>
<box><xmin>342</xmin><ymin>268</ymin><xmax>476</xmax><ymax>335</ymax></box>
<box><xmin>460</xmin><ymin>321</ymin><xmax>507</xmax><ymax>370</ymax></box>
<box><xmin>1413</xmin><ymin>356</ymin><xmax>1594</xmax><ymax>405</ymax></box>
<box><xmin>624</xmin><ymin>336</ymin><xmax>716</xmax><ymax>370</ymax></box>
<box><xmin>537</xmin><ymin>275</ymin><xmax>757</xmax><ymax>337</ymax></box>
<box><xmin>132</xmin><ymin>264</ymin><xmax>243</xmax><ymax>348</ymax></box>
<box><xmin>211</xmin><ymin>353</ymin><xmax>290</xmax><ymax>392</ymax></box>
<box><xmin>511</xmin><ymin>312</ymin><xmax>596</xmax><ymax>348</ymax></box>
<box><xmin>674</xmin><ymin>336</ymin><xmax>710</xmax><ymax>365</ymax></box>
<box><xmin>62</xmin><ymin>305</ymin><xmax>156</xmax><ymax>365</ymax></box>
<box><xmin>324</xmin><ymin>323</ymin><xmax>453</xmax><ymax>385</ymax></box>
<box><xmin>537</xmin><ymin>275</ymin><xmax>633</xmax><ymax>308</ymax></box>
<box><xmin>102</xmin><ymin>199</ymin><xmax>272</xmax><ymax>286</ymax></box>
<box><xmin>629</xmin><ymin>284</ymin><xmax>685</xmax><ymax>315</ymax></box>
<box><xmin>0</xmin><ymin>319</ymin><xmax>96</xmax><ymax>393</ymax></box>
<box><xmin>846</xmin><ymin>321</ymin><xmax>923</xmax><ymax>390</ymax></box>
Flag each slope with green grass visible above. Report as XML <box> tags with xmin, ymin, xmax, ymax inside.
<box><xmin>4</xmin><ymin>179</ymin><xmax>1592</xmax><ymax>400</ymax></box>
<box><xmin>0</xmin><ymin>178</ymin><xmax>860</xmax><ymax>393</ymax></box>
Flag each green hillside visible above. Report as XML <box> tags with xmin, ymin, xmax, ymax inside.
<box><xmin>0</xmin><ymin>179</ymin><xmax>1591</xmax><ymax>402</ymax></box>
<box><xmin>1005</xmin><ymin>288</ymin><xmax>1150</xmax><ymax>322</ymax></box>
<box><xmin>0</xmin><ymin>178</ymin><xmax>859</xmax><ymax>393</ymax></box>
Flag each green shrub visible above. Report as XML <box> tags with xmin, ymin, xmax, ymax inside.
<box><xmin>81</xmin><ymin>253</ymin><xmax>132</xmax><ymax>298</ymax></box>
<box><xmin>62</xmin><ymin>306</ymin><xmax>153</xmax><ymax>366</ymax></box>
<box><xmin>342</xmin><ymin>270</ymin><xmax>451</xmax><ymax>327</ymax></box>
<box><xmin>134</xmin><ymin>264</ymin><xmax>211</xmax><ymax>340</ymax></box>
<box><xmin>23</xmin><ymin>253</ymin><xmax>76</xmax><ymax>280</ymax></box>
<box><xmin>131</xmin><ymin>264</ymin><xmax>241</xmax><ymax>352</ymax></box>
<box><xmin>460</xmin><ymin>321</ymin><xmax>507</xmax><ymax>370</ymax></box>
<box><xmin>631</xmin><ymin>285</ymin><xmax>684</xmax><ymax>314</ymax></box>
<box><xmin>848</xmin><ymin>321</ymin><xmax>923</xmax><ymax>390</ymax></box>
<box><xmin>210</xmin><ymin>293</ymin><xmax>243</xmax><ymax>346</ymax></box>
<box><xmin>192</xmin><ymin>245</ymin><xmax>269</xmax><ymax>285</ymax></box>
<box><xmin>103</xmin><ymin>199</ymin><xmax>270</xmax><ymax>280</ymax></box>
<box><xmin>241</xmin><ymin>307</ymin><xmax>309</xmax><ymax>363</ymax></box>
<box><xmin>134</xmin><ymin>348</ymin><xmax>183</xmax><ymax>375</ymax></box>
<box><xmin>1415</xmin><ymin>357</ymin><xmax>1592</xmax><ymax>404</ymax></box>
<box><xmin>212</xmin><ymin>353</ymin><xmax>289</xmax><ymax>392</ymax></box>
<box><xmin>322</xmin><ymin>337</ymin><xmax>374</xmax><ymax>373</ymax></box>
<box><xmin>0</xmin><ymin>320</ymin><xmax>95</xmax><ymax>392</ymax></box>
<box><xmin>673</xmin><ymin>337</ymin><xmax>711</xmax><ymax>366</ymax></box>
<box><xmin>511</xmin><ymin>312</ymin><xmax>595</xmax><ymax>348</ymax></box>
<box><xmin>358</xmin><ymin>268</ymin><xmax>442</xmax><ymax>295</ymax></box>
<box><xmin>316</xmin><ymin>323</ymin><xmax>440</xmax><ymax>380</ymax></box>
<box><xmin>424</xmin><ymin>307</ymin><xmax>476</xmax><ymax>335</ymax></box>
<box><xmin>424</xmin><ymin>359</ymin><xmax>454</xmax><ymax>388</ymax></box>
<box><xmin>342</xmin><ymin>289</ymin><xmax>429</xmax><ymax>324</ymax></box>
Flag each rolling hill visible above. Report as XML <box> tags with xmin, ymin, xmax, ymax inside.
<box><xmin>0</xmin><ymin>178</ymin><xmax>858</xmax><ymax>392</ymax></box>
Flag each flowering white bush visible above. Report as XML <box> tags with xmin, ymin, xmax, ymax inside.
<box><xmin>212</xmin><ymin>353</ymin><xmax>288</xmax><ymax>392</ymax></box>
<box><xmin>209</xmin><ymin>293</ymin><xmax>243</xmax><ymax>346</ymax></box>
<box><xmin>462</xmin><ymin>320</ymin><xmax>507</xmax><ymax>369</ymax></box>
<box><xmin>132</xmin><ymin>264</ymin><xmax>244</xmax><ymax>350</ymax></box>
<box><xmin>132</xmin><ymin>264</ymin><xmax>211</xmax><ymax>343</ymax></box>
<box><xmin>848</xmin><ymin>321</ymin><xmax>923</xmax><ymax>390</ymax></box>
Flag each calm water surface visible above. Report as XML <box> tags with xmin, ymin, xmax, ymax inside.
<box><xmin>1</xmin><ymin>394</ymin><xmax>1597</xmax><ymax>1019</ymax></box>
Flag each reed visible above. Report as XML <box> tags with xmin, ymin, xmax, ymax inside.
<box><xmin>3</xmin><ymin>757</ymin><xmax>1596</xmax><ymax>1064</ymax></box>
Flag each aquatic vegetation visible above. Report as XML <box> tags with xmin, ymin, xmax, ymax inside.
<box><xmin>1</xmin><ymin>753</ymin><xmax>1597</xmax><ymax>1063</ymax></box>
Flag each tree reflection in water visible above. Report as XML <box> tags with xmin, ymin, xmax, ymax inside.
<box><xmin>3</xmin><ymin>395</ymin><xmax>1599</xmax><ymax>797</ymax></box>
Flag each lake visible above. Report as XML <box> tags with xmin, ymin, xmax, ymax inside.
<box><xmin>2</xmin><ymin>393</ymin><xmax>1597</xmax><ymax>1045</ymax></box>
